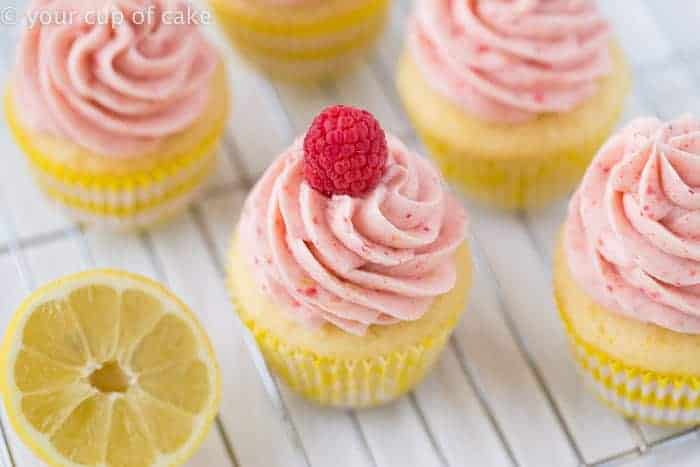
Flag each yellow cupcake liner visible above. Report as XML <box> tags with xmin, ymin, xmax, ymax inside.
<box><xmin>229</xmin><ymin>293</ymin><xmax>459</xmax><ymax>408</ymax></box>
<box><xmin>5</xmin><ymin>87</ymin><xmax>227</xmax><ymax>229</ymax></box>
<box><xmin>4</xmin><ymin>90</ymin><xmax>227</xmax><ymax>191</ymax></box>
<box><xmin>409</xmin><ymin>119</ymin><xmax>616</xmax><ymax>211</ymax></box>
<box><xmin>211</xmin><ymin>0</ymin><xmax>388</xmax><ymax>80</ymax></box>
<box><xmin>397</xmin><ymin>44</ymin><xmax>630</xmax><ymax>210</ymax></box>
<box><xmin>209</xmin><ymin>0</ymin><xmax>389</xmax><ymax>38</ymax></box>
<box><xmin>226</xmin><ymin>236</ymin><xmax>470</xmax><ymax>408</ymax></box>
<box><xmin>558</xmin><ymin>304</ymin><xmax>700</xmax><ymax>426</ymax></box>
<box><xmin>50</xmin><ymin>183</ymin><xmax>210</xmax><ymax>231</ymax></box>
<box><xmin>229</xmin><ymin>27</ymin><xmax>386</xmax><ymax>82</ymax></box>
<box><xmin>226</xmin><ymin>13</ymin><xmax>385</xmax><ymax>62</ymax></box>
<box><xmin>33</xmin><ymin>151</ymin><xmax>215</xmax><ymax>229</ymax></box>
<box><xmin>233</xmin><ymin>42</ymin><xmax>382</xmax><ymax>83</ymax></box>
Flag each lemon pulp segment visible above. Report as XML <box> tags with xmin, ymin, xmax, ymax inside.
<box><xmin>1</xmin><ymin>270</ymin><xmax>221</xmax><ymax>467</ymax></box>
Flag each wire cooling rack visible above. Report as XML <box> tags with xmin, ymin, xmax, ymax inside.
<box><xmin>2</xmin><ymin>1</ymin><xmax>700</xmax><ymax>466</ymax></box>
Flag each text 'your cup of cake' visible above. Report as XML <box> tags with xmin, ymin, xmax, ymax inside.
<box><xmin>5</xmin><ymin>0</ymin><xmax>230</xmax><ymax>230</ymax></box>
<box><xmin>397</xmin><ymin>0</ymin><xmax>630</xmax><ymax>210</ymax></box>
<box><xmin>228</xmin><ymin>105</ymin><xmax>472</xmax><ymax>408</ymax></box>
<box><xmin>555</xmin><ymin>115</ymin><xmax>700</xmax><ymax>426</ymax></box>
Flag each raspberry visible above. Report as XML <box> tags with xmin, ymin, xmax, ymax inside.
<box><xmin>303</xmin><ymin>105</ymin><xmax>388</xmax><ymax>197</ymax></box>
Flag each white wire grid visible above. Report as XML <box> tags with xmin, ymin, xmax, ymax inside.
<box><xmin>1</xmin><ymin>1</ymin><xmax>700</xmax><ymax>466</ymax></box>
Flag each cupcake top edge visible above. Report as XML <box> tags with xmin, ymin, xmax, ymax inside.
<box><xmin>238</xmin><ymin>106</ymin><xmax>469</xmax><ymax>336</ymax></box>
<box><xmin>12</xmin><ymin>0</ymin><xmax>219</xmax><ymax>158</ymax></box>
<box><xmin>408</xmin><ymin>0</ymin><xmax>613</xmax><ymax>124</ymax></box>
<box><xmin>565</xmin><ymin>114</ymin><xmax>700</xmax><ymax>334</ymax></box>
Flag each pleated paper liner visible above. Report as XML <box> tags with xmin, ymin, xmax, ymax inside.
<box><xmin>227</xmin><ymin>236</ymin><xmax>472</xmax><ymax>408</ymax></box>
<box><xmin>225</xmin><ymin>15</ymin><xmax>385</xmax><ymax>62</ymax></box>
<box><xmin>228</xmin><ymin>28</ymin><xmax>386</xmax><ymax>83</ymax></box>
<box><xmin>413</xmin><ymin>123</ymin><xmax>601</xmax><ymax>210</ymax></box>
<box><xmin>396</xmin><ymin>45</ymin><xmax>630</xmax><ymax>210</ymax></box>
<box><xmin>553</xmin><ymin>230</ymin><xmax>700</xmax><ymax>426</ymax></box>
<box><xmin>234</xmin><ymin>300</ymin><xmax>455</xmax><ymax>408</ymax></box>
<box><xmin>574</xmin><ymin>342</ymin><xmax>700</xmax><ymax>426</ymax></box>
<box><xmin>208</xmin><ymin>0</ymin><xmax>389</xmax><ymax>37</ymax></box>
<box><xmin>35</xmin><ymin>152</ymin><xmax>216</xmax><ymax>230</ymax></box>
<box><xmin>5</xmin><ymin>86</ymin><xmax>226</xmax><ymax>230</ymax></box>
<box><xmin>210</xmin><ymin>0</ymin><xmax>389</xmax><ymax>81</ymax></box>
<box><xmin>399</xmin><ymin>91</ymin><xmax>624</xmax><ymax>211</ymax></box>
<box><xmin>557</xmin><ymin>293</ymin><xmax>700</xmax><ymax>426</ymax></box>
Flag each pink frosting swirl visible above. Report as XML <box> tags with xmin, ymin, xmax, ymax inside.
<box><xmin>14</xmin><ymin>0</ymin><xmax>218</xmax><ymax>156</ymax></box>
<box><xmin>409</xmin><ymin>0</ymin><xmax>612</xmax><ymax>123</ymax></box>
<box><xmin>239</xmin><ymin>136</ymin><xmax>468</xmax><ymax>335</ymax></box>
<box><xmin>566</xmin><ymin>115</ymin><xmax>700</xmax><ymax>334</ymax></box>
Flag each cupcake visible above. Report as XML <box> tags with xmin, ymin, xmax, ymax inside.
<box><xmin>228</xmin><ymin>105</ymin><xmax>471</xmax><ymax>407</ymax></box>
<box><xmin>397</xmin><ymin>0</ymin><xmax>630</xmax><ymax>209</ymax></box>
<box><xmin>208</xmin><ymin>0</ymin><xmax>391</xmax><ymax>81</ymax></box>
<box><xmin>5</xmin><ymin>0</ymin><xmax>229</xmax><ymax>230</ymax></box>
<box><xmin>555</xmin><ymin>115</ymin><xmax>700</xmax><ymax>425</ymax></box>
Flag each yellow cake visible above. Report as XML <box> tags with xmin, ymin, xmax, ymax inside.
<box><xmin>398</xmin><ymin>45</ymin><xmax>630</xmax><ymax>210</ymax></box>
<box><xmin>555</xmin><ymin>240</ymin><xmax>700</xmax><ymax>426</ymax></box>
<box><xmin>554</xmin><ymin>114</ymin><xmax>700</xmax><ymax>425</ymax></box>
<box><xmin>229</xmin><ymin>236</ymin><xmax>471</xmax><ymax>407</ymax></box>
<box><xmin>227</xmin><ymin>106</ymin><xmax>472</xmax><ymax>407</ymax></box>
<box><xmin>208</xmin><ymin>0</ymin><xmax>390</xmax><ymax>81</ymax></box>
<box><xmin>396</xmin><ymin>0</ymin><xmax>630</xmax><ymax>209</ymax></box>
<box><xmin>7</xmin><ymin>0</ymin><xmax>230</xmax><ymax>230</ymax></box>
<box><xmin>6</xmin><ymin>67</ymin><xmax>229</xmax><ymax>230</ymax></box>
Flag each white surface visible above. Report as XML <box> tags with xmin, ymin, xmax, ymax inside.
<box><xmin>0</xmin><ymin>1</ymin><xmax>699</xmax><ymax>466</ymax></box>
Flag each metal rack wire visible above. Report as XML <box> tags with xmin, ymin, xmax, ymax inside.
<box><xmin>2</xmin><ymin>1</ymin><xmax>700</xmax><ymax>466</ymax></box>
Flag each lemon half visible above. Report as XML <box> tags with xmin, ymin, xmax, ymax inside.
<box><xmin>1</xmin><ymin>270</ymin><xmax>221</xmax><ymax>467</ymax></box>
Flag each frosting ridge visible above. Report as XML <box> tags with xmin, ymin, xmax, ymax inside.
<box><xmin>14</xmin><ymin>0</ymin><xmax>218</xmax><ymax>156</ymax></box>
<box><xmin>409</xmin><ymin>0</ymin><xmax>612</xmax><ymax>122</ymax></box>
<box><xmin>239</xmin><ymin>136</ymin><xmax>468</xmax><ymax>335</ymax></box>
<box><xmin>565</xmin><ymin>115</ymin><xmax>700</xmax><ymax>334</ymax></box>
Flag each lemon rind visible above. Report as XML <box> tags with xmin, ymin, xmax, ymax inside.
<box><xmin>0</xmin><ymin>270</ymin><xmax>222</xmax><ymax>467</ymax></box>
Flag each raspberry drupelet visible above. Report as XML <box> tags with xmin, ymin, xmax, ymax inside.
<box><xmin>303</xmin><ymin>105</ymin><xmax>388</xmax><ymax>197</ymax></box>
